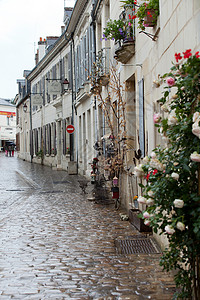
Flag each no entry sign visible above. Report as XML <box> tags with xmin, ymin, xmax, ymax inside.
<box><xmin>66</xmin><ymin>124</ymin><xmax>75</xmax><ymax>134</ymax></box>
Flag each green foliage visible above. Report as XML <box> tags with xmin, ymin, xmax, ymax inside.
<box><xmin>136</xmin><ymin>0</ymin><xmax>159</xmax><ymax>31</ymax></box>
<box><xmin>36</xmin><ymin>149</ymin><xmax>44</xmax><ymax>158</ymax></box>
<box><xmin>138</xmin><ymin>51</ymin><xmax>200</xmax><ymax>298</ymax></box>
<box><xmin>103</xmin><ymin>19</ymin><xmax>126</xmax><ymax>42</ymax></box>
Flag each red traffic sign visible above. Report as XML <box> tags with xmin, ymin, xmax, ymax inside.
<box><xmin>66</xmin><ymin>124</ymin><xmax>75</xmax><ymax>134</ymax></box>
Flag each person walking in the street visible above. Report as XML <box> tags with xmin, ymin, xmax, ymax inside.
<box><xmin>11</xmin><ymin>145</ymin><xmax>14</xmax><ymax>157</ymax></box>
<box><xmin>8</xmin><ymin>145</ymin><xmax>12</xmax><ymax>157</ymax></box>
<box><xmin>4</xmin><ymin>145</ymin><xmax>8</xmax><ymax>157</ymax></box>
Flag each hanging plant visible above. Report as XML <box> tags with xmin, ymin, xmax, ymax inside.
<box><xmin>135</xmin><ymin>0</ymin><xmax>159</xmax><ymax>31</ymax></box>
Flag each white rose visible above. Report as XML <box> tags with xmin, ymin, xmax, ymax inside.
<box><xmin>171</xmin><ymin>172</ymin><xmax>179</xmax><ymax>180</ymax></box>
<box><xmin>161</xmin><ymin>104</ymin><xmax>169</xmax><ymax>112</ymax></box>
<box><xmin>134</xmin><ymin>164</ymin><xmax>144</xmax><ymax>177</ymax></box>
<box><xmin>176</xmin><ymin>221</ymin><xmax>185</xmax><ymax>231</ymax></box>
<box><xmin>168</xmin><ymin>115</ymin><xmax>178</xmax><ymax>126</ymax></box>
<box><xmin>146</xmin><ymin>199</ymin><xmax>154</xmax><ymax>206</ymax></box>
<box><xmin>142</xmin><ymin>156</ymin><xmax>149</xmax><ymax>164</ymax></box>
<box><xmin>137</xmin><ymin>196</ymin><xmax>147</xmax><ymax>204</ymax></box>
<box><xmin>173</xmin><ymin>199</ymin><xmax>184</xmax><ymax>208</ymax></box>
<box><xmin>193</xmin><ymin>112</ymin><xmax>200</xmax><ymax>123</ymax></box>
<box><xmin>147</xmin><ymin>190</ymin><xmax>154</xmax><ymax>198</ymax></box>
<box><xmin>150</xmin><ymin>152</ymin><xmax>156</xmax><ymax>159</ymax></box>
<box><xmin>192</xmin><ymin>122</ymin><xmax>200</xmax><ymax>138</ymax></box>
<box><xmin>150</xmin><ymin>159</ymin><xmax>164</xmax><ymax>171</ymax></box>
<box><xmin>190</xmin><ymin>152</ymin><xmax>200</xmax><ymax>162</ymax></box>
<box><xmin>165</xmin><ymin>225</ymin><xmax>175</xmax><ymax>235</ymax></box>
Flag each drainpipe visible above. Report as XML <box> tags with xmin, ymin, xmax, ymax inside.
<box><xmin>91</xmin><ymin>0</ymin><xmax>98</xmax><ymax>152</ymax></box>
<box><xmin>30</xmin><ymin>94</ymin><xmax>33</xmax><ymax>163</ymax></box>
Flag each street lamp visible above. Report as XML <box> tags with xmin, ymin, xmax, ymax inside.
<box><xmin>23</xmin><ymin>103</ymin><xmax>28</xmax><ymax>113</ymax></box>
<box><xmin>62</xmin><ymin>78</ymin><xmax>69</xmax><ymax>91</ymax></box>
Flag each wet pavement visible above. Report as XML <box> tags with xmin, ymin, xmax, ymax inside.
<box><xmin>0</xmin><ymin>153</ymin><xmax>176</xmax><ymax>299</ymax></box>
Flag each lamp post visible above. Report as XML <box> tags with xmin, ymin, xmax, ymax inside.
<box><xmin>23</xmin><ymin>103</ymin><xmax>28</xmax><ymax>113</ymax></box>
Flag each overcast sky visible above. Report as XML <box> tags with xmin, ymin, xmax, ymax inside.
<box><xmin>0</xmin><ymin>0</ymin><xmax>75</xmax><ymax>100</ymax></box>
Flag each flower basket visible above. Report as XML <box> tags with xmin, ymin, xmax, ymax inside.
<box><xmin>144</xmin><ymin>9</ymin><xmax>157</xmax><ymax>27</ymax></box>
<box><xmin>114</xmin><ymin>39</ymin><xmax>135</xmax><ymax>64</ymax></box>
<box><xmin>129</xmin><ymin>209</ymin><xmax>152</xmax><ymax>232</ymax></box>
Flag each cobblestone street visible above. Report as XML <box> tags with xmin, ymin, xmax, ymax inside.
<box><xmin>0</xmin><ymin>153</ymin><xmax>176</xmax><ymax>299</ymax></box>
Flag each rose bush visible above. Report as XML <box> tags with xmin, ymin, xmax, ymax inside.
<box><xmin>138</xmin><ymin>50</ymin><xmax>200</xmax><ymax>299</ymax></box>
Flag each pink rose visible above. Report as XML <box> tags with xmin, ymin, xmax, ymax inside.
<box><xmin>166</xmin><ymin>77</ymin><xmax>175</xmax><ymax>87</ymax></box>
<box><xmin>153</xmin><ymin>113</ymin><xmax>161</xmax><ymax>124</ymax></box>
<box><xmin>144</xmin><ymin>219</ymin><xmax>151</xmax><ymax>226</ymax></box>
<box><xmin>143</xmin><ymin>211</ymin><xmax>150</xmax><ymax>219</ymax></box>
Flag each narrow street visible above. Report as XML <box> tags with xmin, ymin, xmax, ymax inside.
<box><xmin>0</xmin><ymin>153</ymin><xmax>176</xmax><ymax>299</ymax></box>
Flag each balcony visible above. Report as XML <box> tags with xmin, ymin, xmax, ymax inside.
<box><xmin>96</xmin><ymin>47</ymin><xmax>111</xmax><ymax>86</ymax></box>
<box><xmin>114</xmin><ymin>5</ymin><xmax>135</xmax><ymax>64</ymax></box>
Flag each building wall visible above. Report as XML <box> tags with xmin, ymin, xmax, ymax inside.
<box><xmin>16</xmin><ymin>0</ymin><xmax>200</xmax><ymax>249</ymax></box>
<box><xmin>0</xmin><ymin>102</ymin><xmax>16</xmax><ymax>147</ymax></box>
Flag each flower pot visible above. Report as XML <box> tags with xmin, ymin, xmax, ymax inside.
<box><xmin>129</xmin><ymin>209</ymin><xmax>152</xmax><ymax>232</ymax></box>
<box><xmin>114</xmin><ymin>39</ymin><xmax>135</xmax><ymax>64</ymax></box>
<box><xmin>144</xmin><ymin>9</ymin><xmax>157</xmax><ymax>27</ymax></box>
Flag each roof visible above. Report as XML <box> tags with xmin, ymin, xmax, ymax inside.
<box><xmin>0</xmin><ymin>98</ymin><xmax>15</xmax><ymax>107</ymax></box>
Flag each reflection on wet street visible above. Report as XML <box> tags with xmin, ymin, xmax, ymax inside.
<box><xmin>0</xmin><ymin>153</ymin><xmax>176</xmax><ymax>299</ymax></box>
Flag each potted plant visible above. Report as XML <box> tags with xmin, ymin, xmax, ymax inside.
<box><xmin>102</xmin><ymin>18</ymin><xmax>133</xmax><ymax>44</ymax></box>
<box><xmin>136</xmin><ymin>0</ymin><xmax>159</xmax><ymax>31</ymax></box>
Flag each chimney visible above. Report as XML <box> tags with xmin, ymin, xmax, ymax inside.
<box><xmin>35</xmin><ymin>49</ymin><xmax>39</xmax><ymax>65</ymax></box>
<box><xmin>38</xmin><ymin>37</ymin><xmax>46</xmax><ymax>62</ymax></box>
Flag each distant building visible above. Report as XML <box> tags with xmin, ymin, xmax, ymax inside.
<box><xmin>0</xmin><ymin>98</ymin><xmax>16</xmax><ymax>149</ymax></box>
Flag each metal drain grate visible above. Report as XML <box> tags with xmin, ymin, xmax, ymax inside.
<box><xmin>115</xmin><ymin>238</ymin><xmax>161</xmax><ymax>254</ymax></box>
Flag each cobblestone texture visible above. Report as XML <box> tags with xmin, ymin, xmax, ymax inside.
<box><xmin>0</xmin><ymin>153</ymin><xmax>176</xmax><ymax>299</ymax></box>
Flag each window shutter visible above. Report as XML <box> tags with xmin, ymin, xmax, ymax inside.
<box><xmin>47</xmin><ymin>72</ymin><xmax>50</xmax><ymax>103</ymax></box>
<box><xmin>68</xmin><ymin>50</ymin><xmax>72</xmax><ymax>90</ymax></box>
<box><xmin>53</xmin><ymin>122</ymin><xmax>57</xmax><ymax>155</ymax></box>
<box><xmin>83</xmin><ymin>35</ymin><xmax>87</xmax><ymax>82</ymax></box>
<box><xmin>30</xmin><ymin>129</ymin><xmax>33</xmax><ymax>156</ymax></box>
<box><xmin>43</xmin><ymin>125</ymin><xmax>46</xmax><ymax>154</ymax></box>
<box><xmin>86</xmin><ymin>29</ymin><xmax>89</xmax><ymax>81</ymax></box>
<box><xmin>63</xmin><ymin>119</ymin><xmax>66</xmax><ymax>155</ymax></box>
<box><xmin>53</xmin><ymin>65</ymin><xmax>57</xmax><ymax>100</ymax></box>
<box><xmin>138</xmin><ymin>79</ymin><xmax>145</xmax><ymax>157</ymax></box>
<box><xmin>78</xmin><ymin>44</ymin><xmax>81</xmax><ymax>89</ymax></box>
<box><xmin>89</xmin><ymin>26</ymin><xmax>93</xmax><ymax>75</ymax></box>
<box><xmin>42</xmin><ymin>76</ymin><xmax>45</xmax><ymax>105</ymax></box>
<box><xmin>75</xmin><ymin>49</ymin><xmax>78</xmax><ymax>93</ymax></box>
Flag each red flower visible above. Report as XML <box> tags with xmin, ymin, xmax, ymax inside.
<box><xmin>145</xmin><ymin>173</ymin><xmax>151</xmax><ymax>181</ymax></box>
<box><xmin>195</xmin><ymin>51</ymin><xmax>200</xmax><ymax>58</ymax></box>
<box><xmin>153</xmin><ymin>169</ymin><xmax>158</xmax><ymax>175</ymax></box>
<box><xmin>134</xmin><ymin>0</ymin><xmax>137</xmax><ymax>4</ymax></box>
<box><xmin>183</xmin><ymin>49</ymin><xmax>192</xmax><ymax>59</ymax></box>
<box><xmin>175</xmin><ymin>52</ymin><xmax>182</xmax><ymax>62</ymax></box>
<box><xmin>147</xmin><ymin>11</ymin><xmax>152</xmax><ymax>17</ymax></box>
<box><xmin>129</xmin><ymin>14</ymin><xmax>136</xmax><ymax>20</ymax></box>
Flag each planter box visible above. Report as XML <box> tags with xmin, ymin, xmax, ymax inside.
<box><xmin>144</xmin><ymin>9</ymin><xmax>157</xmax><ymax>27</ymax></box>
<box><xmin>129</xmin><ymin>209</ymin><xmax>152</xmax><ymax>233</ymax></box>
<box><xmin>114</xmin><ymin>40</ymin><xmax>135</xmax><ymax>64</ymax></box>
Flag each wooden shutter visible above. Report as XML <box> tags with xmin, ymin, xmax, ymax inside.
<box><xmin>53</xmin><ymin>122</ymin><xmax>57</xmax><ymax>155</ymax></box>
<box><xmin>52</xmin><ymin>65</ymin><xmax>57</xmax><ymax>100</ymax></box>
<box><xmin>63</xmin><ymin>119</ymin><xmax>66</xmax><ymax>155</ymax></box>
<box><xmin>85</xmin><ymin>29</ymin><xmax>89</xmax><ymax>81</ymax></box>
<box><xmin>43</xmin><ymin>125</ymin><xmax>46</xmax><ymax>154</ymax></box>
<box><xmin>42</xmin><ymin>76</ymin><xmax>45</xmax><ymax>105</ymax></box>
<box><xmin>47</xmin><ymin>72</ymin><xmax>50</xmax><ymax>103</ymax></box>
<box><xmin>138</xmin><ymin>79</ymin><xmax>145</xmax><ymax>157</ymax></box>
<box><xmin>68</xmin><ymin>50</ymin><xmax>72</xmax><ymax>90</ymax></box>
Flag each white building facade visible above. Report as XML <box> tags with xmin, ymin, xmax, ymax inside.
<box><xmin>16</xmin><ymin>0</ymin><xmax>200</xmax><ymax>248</ymax></box>
<box><xmin>0</xmin><ymin>98</ymin><xmax>16</xmax><ymax>149</ymax></box>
